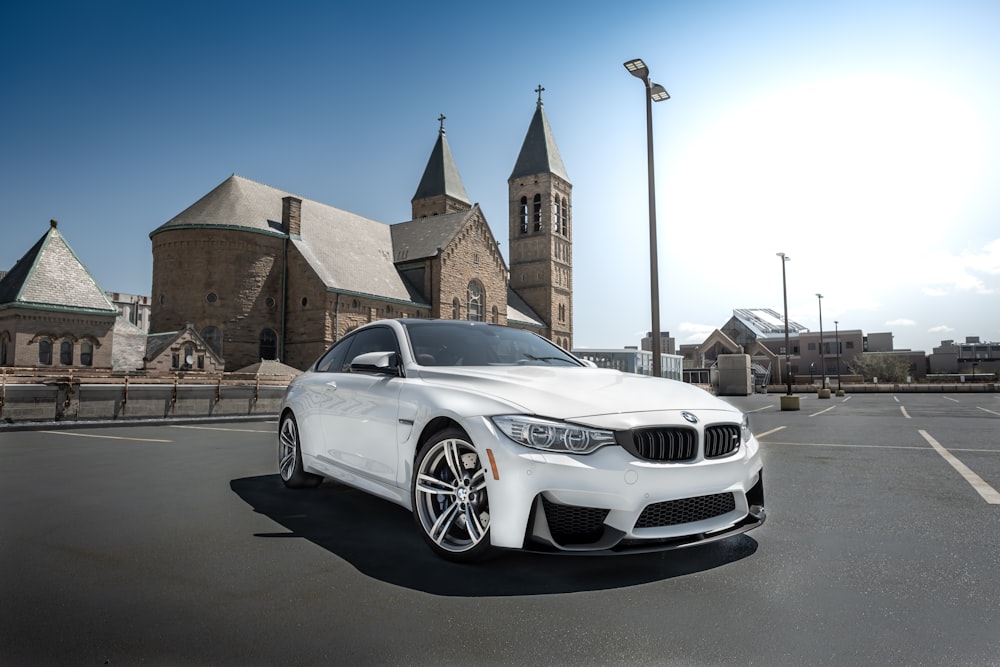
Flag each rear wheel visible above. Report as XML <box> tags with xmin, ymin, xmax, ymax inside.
<box><xmin>278</xmin><ymin>413</ymin><xmax>322</xmax><ymax>488</ymax></box>
<box><xmin>412</xmin><ymin>428</ymin><xmax>492</xmax><ymax>562</ymax></box>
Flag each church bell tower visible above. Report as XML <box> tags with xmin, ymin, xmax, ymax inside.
<box><xmin>507</xmin><ymin>87</ymin><xmax>573</xmax><ymax>349</ymax></box>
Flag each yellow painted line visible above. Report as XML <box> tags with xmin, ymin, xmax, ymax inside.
<box><xmin>919</xmin><ymin>429</ymin><xmax>1000</xmax><ymax>505</ymax></box>
<box><xmin>170</xmin><ymin>425</ymin><xmax>274</xmax><ymax>433</ymax></box>
<box><xmin>977</xmin><ymin>407</ymin><xmax>1000</xmax><ymax>417</ymax></box>
<box><xmin>754</xmin><ymin>426</ymin><xmax>786</xmax><ymax>439</ymax></box>
<box><xmin>40</xmin><ymin>430</ymin><xmax>172</xmax><ymax>443</ymax></box>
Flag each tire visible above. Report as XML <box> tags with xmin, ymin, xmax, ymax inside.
<box><xmin>278</xmin><ymin>413</ymin><xmax>322</xmax><ymax>489</ymax></box>
<box><xmin>412</xmin><ymin>428</ymin><xmax>492</xmax><ymax>562</ymax></box>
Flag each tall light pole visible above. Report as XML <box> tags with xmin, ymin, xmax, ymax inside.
<box><xmin>624</xmin><ymin>58</ymin><xmax>669</xmax><ymax>377</ymax></box>
<box><xmin>777</xmin><ymin>253</ymin><xmax>792</xmax><ymax>395</ymax></box>
<box><xmin>834</xmin><ymin>320</ymin><xmax>842</xmax><ymax>392</ymax></box>
<box><xmin>816</xmin><ymin>293</ymin><xmax>826</xmax><ymax>390</ymax></box>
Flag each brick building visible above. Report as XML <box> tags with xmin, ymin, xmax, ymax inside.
<box><xmin>0</xmin><ymin>220</ymin><xmax>120</xmax><ymax>369</ymax></box>
<box><xmin>149</xmin><ymin>94</ymin><xmax>572</xmax><ymax>370</ymax></box>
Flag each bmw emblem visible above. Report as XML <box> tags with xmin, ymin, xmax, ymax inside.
<box><xmin>682</xmin><ymin>412</ymin><xmax>698</xmax><ymax>424</ymax></box>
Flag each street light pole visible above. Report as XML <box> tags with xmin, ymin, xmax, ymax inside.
<box><xmin>835</xmin><ymin>320</ymin><xmax>842</xmax><ymax>392</ymax></box>
<box><xmin>777</xmin><ymin>253</ymin><xmax>792</xmax><ymax>395</ymax></box>
<box><xmin>624</xmin><ymin>58</ymin><xmax>669</xmax><ymax>378</ymax></box>
<box><xmin>816</xmin><ymin>293</ymin><xmax>826</xmax><ymax>391</ymax></box>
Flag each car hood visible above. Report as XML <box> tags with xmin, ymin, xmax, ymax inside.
<box><xmin>413</xmin><ymin>365</ymin><xmax>737</xmax><ymax>423</ymax></box>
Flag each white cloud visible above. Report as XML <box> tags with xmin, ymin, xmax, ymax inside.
<box><xmin>922</xmin><ymin>287</ymin><xmax>948</xmax><ymax>297</ymax></box>
<box><xmin>886</xmin><ymin>318</ymin><xmax>916</xmax><ymax>327</ymax></box>
<box><xmin>678</xmin><ymin>322</ymin><xmax>717</xmax><ymax>343</ymax></box>
<box><xmin>928</xmin><ymin>325</ymin><xmax>955</xmax><ymax>334</ymax></box>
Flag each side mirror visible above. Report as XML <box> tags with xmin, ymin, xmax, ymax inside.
<box><xmin>349</xmin><ymin>351</ymin><xmax>400</xmax><ymax>376</ymax></box>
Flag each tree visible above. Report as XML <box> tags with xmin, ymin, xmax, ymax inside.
<box><xmin>847</xmin><ymin>353</ymin><xmax>912</xmax><ymax>383</ymax></box>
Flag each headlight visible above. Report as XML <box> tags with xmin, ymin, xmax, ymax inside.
<box><xmin>492</xmin><ymin>416</ymin><xmax>616</xmax><ymax>454</ymax></box>
<box><xmin>740</xmin><ymin>413</ymin><xmax>752</xmax><ymax>444</ymax></box>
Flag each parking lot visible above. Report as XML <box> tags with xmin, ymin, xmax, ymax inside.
<box><xmin>2</xmin><ymin>393</ymin><xmax>999</xmax><ymax>666</ymax></box>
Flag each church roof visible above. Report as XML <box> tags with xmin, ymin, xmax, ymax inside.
<box><xmin>0</xmin><ymin>220</ymin><xmax>117</xmax><ymax>315</ymax></box>
<box><xmin>510</xmin><ymin>99</ymin><xmax>569</xmax><ymax>182</ymax></box>
<box><xmin>506</xmin><ymin>288</ymin><xmax>546</xmax><ymax>328</ymax></box>
<box><xmin>152</xmin><ymin>175</ymin><xmax>424</xmax><ymax>305</ymax></box>
<box><xmin>412</xmin><ymin>126</ymin><xmax>470</xmax><ymax>204</ymax></box>
<box><xmin>390</xmin><ymin>208</ymin><xmax>474</xmax><ymax>262</ymax></box>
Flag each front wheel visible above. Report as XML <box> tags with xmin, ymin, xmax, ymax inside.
<box><xmin>412</xmin><ymin>428</ymin><xmax>492</xmax><ymax>562</ymax></box>
<box><xmin>278</xmin><ymin>413</ymin><xmax>322</xmax><ymax>488</ymax></box>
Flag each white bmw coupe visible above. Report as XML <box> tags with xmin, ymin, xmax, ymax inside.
<box><xmin>278</xmin><ymin>319</ymin><xmax>765</xmax><ymax>561</ymax></box>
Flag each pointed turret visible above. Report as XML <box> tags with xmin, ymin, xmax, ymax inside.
<box><xmin>0</xmin><ymin>219</ymin><xmax>117</xmax><ymax>314</ymax></box>
<box><xmin>510</xmin><ymin>90</ymin><xmax>569</xmax><ymax>182</ymax></box>
<box><xmin>411</xmin><ymin>115</ymin><xmax>471</xmax><ymax>219</ymax></box>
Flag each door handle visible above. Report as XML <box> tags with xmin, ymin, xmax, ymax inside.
<box><xmin>326</xmin><ymin>380</ymin><xmax>337</xmax><ymax>389</ymax></box>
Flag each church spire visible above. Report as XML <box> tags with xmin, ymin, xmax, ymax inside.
<box><xmin>411</xmin><ymin>114</ymin><xmax>471</xmax><ymax>219</ymax></box>
<box><xmin>510</xmin><ymin>85</ymin><xmax>568</xmax><ymax>182</ymax></box>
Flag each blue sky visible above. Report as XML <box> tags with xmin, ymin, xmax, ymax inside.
<box><xmin>2</xmin><ymin>0</ymin><xmax>998</xmax><ymax>352</ymax></box>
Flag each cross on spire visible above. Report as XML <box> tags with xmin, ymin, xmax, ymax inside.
<box><xmin>535</xmin><ymin>85</ymin><xmax>545</xmax><ymax>106</ymax></box>
<box><xmin>438</xmin><ymin>113</ymin><xmax>446</xmax><ymax>133</ymax></box>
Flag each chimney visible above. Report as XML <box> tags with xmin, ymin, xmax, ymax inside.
<box><xmin>282</xmin><ymin>196</ymin><xmax>302</xmax><ymax>236</ymax></box>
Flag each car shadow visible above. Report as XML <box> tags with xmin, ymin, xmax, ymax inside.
<box><xmin>230</xmin><ymin>474</ymin><xmax>758</xmax><ymax>597</ymax></box>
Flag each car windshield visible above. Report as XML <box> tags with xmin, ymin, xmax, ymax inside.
<box><xmin>402</xmin><ymin>321</ymin><xmax>581</xmax><ymax>367</ymax></box>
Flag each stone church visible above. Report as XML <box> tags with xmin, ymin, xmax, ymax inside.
<box><xmin>149</xmin><ymin>93</ymin><xmax>573</xmax><ymax>371</ymax></box>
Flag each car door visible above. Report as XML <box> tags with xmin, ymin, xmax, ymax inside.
<box><xmin>315</xmin><ymin>326</ymin><xmax>403</xmax><ymax>488</ymax></box>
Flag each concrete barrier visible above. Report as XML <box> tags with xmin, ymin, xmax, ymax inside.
<box><xmin>1</xmin><ymin>374</ymin><xmax>289</xmax><ymax>426</ymax></box>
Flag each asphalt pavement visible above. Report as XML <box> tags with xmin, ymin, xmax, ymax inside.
<box><xmin>1</xmin><ymin>392</ymin><xmax>998</xmax><ymax>666</ymax></box>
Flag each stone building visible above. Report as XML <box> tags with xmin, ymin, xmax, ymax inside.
<box><xmin>0</xmin><ymin>220</ymin><xmax>119</xmax><ymax>369</ymax></box>
<box><xmin>149</xmin><ymin>94</ymin><xmax>572</xmax><ymax>370</ymax></box>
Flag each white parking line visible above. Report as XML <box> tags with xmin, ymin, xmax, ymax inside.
<box><xmin>170</xmin><ymin>425</ymin><xmax>274</xmax><ymax>433</ymax></box>
<box><xmin>900</xmin><ymin>406</ymin><xmax>911</xmax><ymax>419</ymax></box>
<box><xmin>754</xmin><ymin>426</ymin><xmax>786</xmax><ymax>439</ymax></box>
<box><xmin>747</xmin><ymin>405</ymin><xmax>774</xmax><ymax>413</ymax></box>
<box><xmin>944</xmin><ymin>396</ymin><xmax>960</xmax><ymax>403</ymax></box>
<box><xmin>809</xmin><ymin>405</ymin><xmax>837</xmax><ymax>417</ymax></box>
<box><xmin>919</xmin><ymin>430</ymin><xmax>1000</xmax><ymax>505</ymax></box>
<box><xmin>39</xmin><ymin>431</ymin><xmax>172</xmax><ymax>443</ymax></box>
<box><xmin>977</xmin><ymin>407</ymin><xmax>1000</xmax><ymax>417</ymax></box>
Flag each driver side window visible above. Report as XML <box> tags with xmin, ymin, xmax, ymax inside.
<box><xmin>314</xmin><ymin>336</ymin><xmax>353</xmax><ymax>373</ymax></box>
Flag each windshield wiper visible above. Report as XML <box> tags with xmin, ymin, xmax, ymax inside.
<box><xmin>521</xmin><ymin>354</ymin><xmax>576</xmax><ymax>365</ymax></box>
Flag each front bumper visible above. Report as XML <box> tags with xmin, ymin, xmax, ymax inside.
<box><xmin>465</xmin><ymin>416</ymin><xmax>766</xmax><ymax>553</ymax></box>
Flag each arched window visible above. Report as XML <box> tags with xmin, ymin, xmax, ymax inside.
<box><xmin>60</xmin><ymin>340</ymin><xmax>73</xmax><ymax>365</ymax></box>
<box><xmin>452</xmin><ymin>298</ymin><xmax>461</xmax><ymax>320</ymax></box>
<box><xmin>562</xmin><ymin>197</ymin><xmax>570</xmax><ymax>236</ymax></box>
<box><xmin>553</xmin><ymin>198</ymin><xmax>561</xmax><ymax>234</ymax></box>
<box><xmin>38</xmin><ymin>339</ymin><xmax>53</xmax><ymax>365</ymax></box>
<box><xmin>519</xmin><ymin>197</ymin><xmax>528</xmax><ymax>234</ymax></box>
<box><xmin>467</xmin><ymin>281</ymin><xmax>484</xmax><ymax>322</ymax></box>
<box><xmin>80</xmin><ymin>341</ymin><xmax>94</xmax><ymax>366</ymax></box>
<box><xmin>0</xmin><ymin>332</ymin><xmax>10</xmax><ymax>366</ymax></box>
<box><xmin>201</xmin><ymin>326</ymin><xmax>222</xmax><ymax>357</ymax></box>
<box><xmin>533</xmin><ymin>194</ymin><xmax>542</xmax><ymax>231</ymax></box>
<box><xmin>259</xmin><ymin>329</ymin><xmax>278</xmax><ymax>360</ymax></box>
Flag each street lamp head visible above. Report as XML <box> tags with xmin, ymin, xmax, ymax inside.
<box><xmin>650</xmin><ymin>83</ymin><xmax>670</xmax><ymax>102</ymax></box>
<box><xmin>816</xmin><ymin>293</ymin><xmax>823</xmax><ymax>299</ymax></box>
<box><xmin>777</xmin><ymin>252</ymin><xmax>789</xmax><ymax>261</ymax></box>
<box><xmin>624</xmin><ymin>59</ymin><xmax>649</xmax><ymax>80</ymax></box>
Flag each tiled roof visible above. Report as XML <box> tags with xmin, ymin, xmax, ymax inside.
<box><xmin>390</xmin><ymin>209</ymin><xmax>472</xmax><ymax>262</ymax></box>
<box><xmin>152</xmin><ymin>175</ymin><xmax>422</xmax><ymax>304</ymax></box>
<box><xmin>0</xmin><ymin>222</ymin><xmax>117</xmax><ymax>314</ymax></box>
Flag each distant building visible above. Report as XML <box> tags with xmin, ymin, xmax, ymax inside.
<box><xmin>105</xmin><ymin>291</ymin><xmax>151</xmax><ymax>332</ymax></box>
<box><xmin>640</xmin><ymin>331</ymin><xmax>676</xmax><ymax>356</ymax></box>
<box><xmin>573</xmin><ymin>346</ymin><xmax>683</xmax><ymax>380</ymax></box>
